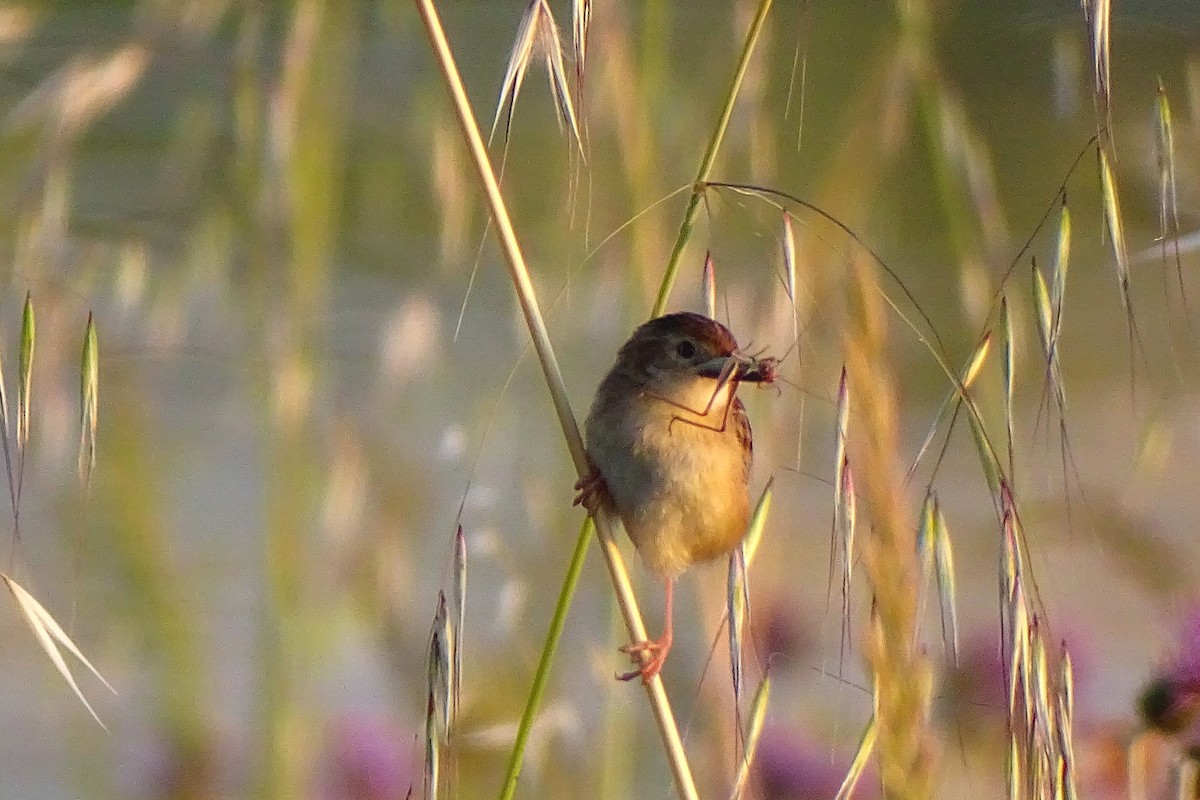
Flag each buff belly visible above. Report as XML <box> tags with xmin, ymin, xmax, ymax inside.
<box><xmin>587</xmin><ymin>397</ymin><xmax>750</xmax><ymax>577</ymax></box>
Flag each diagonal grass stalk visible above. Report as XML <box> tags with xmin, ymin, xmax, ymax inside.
<box><xmin>651</xmin><ymin>0</ymin><xmax>773</xmax><ymax>317</ymax></box>
<box><xmin>412</xmin><ymin>2</ymin><xmax>699</xmax><ymax>798</ymax></box>
<box><xmin>499</xmin><ymin>518</ymin><xmax>593</xmax><ymax>800</ymax></box>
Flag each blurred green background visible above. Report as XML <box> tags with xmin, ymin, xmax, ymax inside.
<box><xmin>0</xmin><ymin>1</ymin><xmax>1198</xmax><ymax>798</ymax></box>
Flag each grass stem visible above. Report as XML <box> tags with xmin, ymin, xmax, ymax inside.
<box><xmin>413</xmin><ymin>2</ymin><xmax>699</xmax><ymax>798</ymax></box>
<box><xmin>498</xmin><ymin>518</ymin><xmax>592</xmax><ymax>800</ymax></box>
<box><xmin>651</xmin><ymin>0</ymin><xmax>774</xmax><ymax>317</ymax></box>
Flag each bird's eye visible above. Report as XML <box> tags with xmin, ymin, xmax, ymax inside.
<box><xmin>675</xmin><ymin>340</ymin><xmax>696</xmax><ymax>359</ymax></box>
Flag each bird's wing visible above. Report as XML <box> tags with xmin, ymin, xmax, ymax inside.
<box><xmin>733</xmin><ymin>396</ymin><xmax>753</xmax><ymax>482</ymax></box>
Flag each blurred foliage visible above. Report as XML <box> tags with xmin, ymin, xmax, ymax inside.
<box><xmin>0</xmin><ymin>1</ymin><xmax>1195</xmax><ymax>799</ymax></box>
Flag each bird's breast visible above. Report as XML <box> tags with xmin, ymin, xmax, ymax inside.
<box><xmin>586</xmin><ymin>386</ymin><xmax>751</xmax><ymax>577</ymax></box>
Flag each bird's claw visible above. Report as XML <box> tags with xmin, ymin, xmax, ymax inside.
<box><xmin>616</xmin><ymin>637</ymin><xmax>670</xmax><ymax>684</ymax></box>
<box><xmin>573</xmin><ymin>464</ymin><xmax>610</xmax><ymax>513</ymax></box>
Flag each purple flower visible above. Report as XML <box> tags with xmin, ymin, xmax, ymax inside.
<box><xmin>753</xmin><ymin>725</ymin><xmax>877</xmax><ymax>800</ymax></box>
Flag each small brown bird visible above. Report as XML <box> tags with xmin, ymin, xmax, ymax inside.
<box><xmin>575</xmin><ymin>311</ymin><xmax>775</xmax><ymax>682</ymax></box>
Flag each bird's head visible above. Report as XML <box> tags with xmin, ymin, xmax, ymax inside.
<box><xmin>613</xmin><ymin>312</ymin><xmax>776</xmax><ymax>392</ymax></box>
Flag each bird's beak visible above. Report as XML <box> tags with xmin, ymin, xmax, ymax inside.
<box><xmin>696</xmin><ymin>353</ymin><xmax>772</xmax><ymax>383</ymax></box>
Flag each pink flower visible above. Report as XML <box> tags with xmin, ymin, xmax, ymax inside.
<box><xmin>322</xmin><ymin>712</ymin><xmax>413</xmax><ymax>800</ymax></box>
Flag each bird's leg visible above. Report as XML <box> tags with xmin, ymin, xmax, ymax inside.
<box><xmin>665</xmin><ymin>378</ymin><xmax>739</xmax><ymax>436</ymax></box>
<box><xmin>654</xmin><ymin>362</ymin><xmax>742</xmax><ymax>437</ymax></box>
<box><xmin>572</xmin><ymin>458</ymin><xmax>611</xmax><ymax>513</ymax></box>
<box><xmin>617</xmin><ymin>579</ymin><xmax>674</xmax><ymax>684</ymax></box>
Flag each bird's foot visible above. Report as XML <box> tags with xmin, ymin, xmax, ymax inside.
<box><xmin>572</xmin><ymin>463</ymin><xmax>610</xmax><ymax>514</ymax></box>
<box><xmin>617</xmin><ymin>635</ymin><xmax>671</xmax><ymax>684</ymax></box>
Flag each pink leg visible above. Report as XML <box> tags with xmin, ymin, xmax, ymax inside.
<box><xmin>618</xmin><ymin>580</ymin><xmax>674</xmax><ymax>684</ymax></box>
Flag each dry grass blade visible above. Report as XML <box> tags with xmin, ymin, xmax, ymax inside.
<box><xmin>424</xmin><ymin>690</ymin><xmax>440</xmax><ymax>800</ymax></box>
<box><xmin>834</xmin><ymin>714</ymin><xmax>878</xmax><ymax>800</ymax></box>
<box><xmin>490</xmin><ymin>0</ymin><xmax>583</xmax><ymax>156</ymax></box>
<box><xmin>1008</xmin><ymin>733</ymin><xmax>1023</xmax><ymax>800</ymax></box>
<box><xmin>963</xmin><ymin>333</ymin><xmax>991</xmax><ymax>388</ymax></box>
<box><xmin>78</xmin><ymin>312</ymin><xmax>99</xmax><ymax>488</ymax></box>
<box><xmin>1033</xmin><ymin>263</ymin><xmax>1054</xmax><ymax>356</ymax></box>
<box><xmin>1045</xmin><ymin>203</ymin><xmax>1072</xmax><ymax>413</ymax></box>
<box><xmin>743</xmin><ymin>477</ymin><xmax>773</xmax><ymax>567</ymax></box>
<box><xmin>781</xmin><ymin>212</ymin><xmax>798</xmax><ymax>341</ymax></box>
<box><xmin>727</xmin><ymin>548</ymin><xmax>748</xmax><ymax>701</ymax></box>
<box><xmin>1099</xmin><ymin>148</ymin><xmax>1131</xmax><ymax>312</ymax></box>
<box><xmin>917</xmin><ymin>492</ymin><xmax>936</xmax><ymax>580</ymax></box>
<box><xmin>907</xmin><ymin>333</ymin><xmax>992</xmax><ymax>484</ymax></box>
<box><xmin>728</xmin><ymin>675</ymin><xmax>771</xmax><ymax>800</ymax></box>
<box><xmin>1083</xmin><ymin>0</ymin><xmax>1113</xmax><ymax>144</ymax></box>
<box><xmin>728</xmin><ymin>480</ymin><xmax>773</xmax><ymax>705</ymax></box>
<box><xmin>1057</xmin><ymin>647</ymin><xmax>1078</xmax><ymax>799</ymax></box>
<box><xmin>1000</xmin><ymin>501</ymin><xmax>1026</xmax><ymax>711</ymax></box>
<box><xmin>830</xmin><ymin>366</ymin><xmax>850</xmax><ymax>661</ymax></box>
<box><xmin>1032</xmin><ymin>262</ymin><xmax>1067</xmax><ymax>414</ymax></box>
<box><xmin>998</xmin><ymin>484</ymin><xmax>1082</xmax><ymax>800</ymax></box>
<box><xmin>724</xmin><ymin>474</ymin><xmax>772</xmax><ymax>743</ymax></box>
<box><xmin>931</xmin><ymin>501</ymin><xmax>960</xmax><ymax>665</ymax></box>
<box><xmin>17</xmin><ymin>292</ymin><xmax>33</xmax><ymax>454</ymax></box>
<box><xmin>1155</xmin><ymin>80</ymin><xmax>1180</xmax><ymax>240</ymax></box>
<box><xmin>965</xmin><ymin>388</ymin><xmax>1001</xmax><ymax>498</ymax></box>
<box><xmin>1000</xmin><ymin>297</ymin><xmax>1015</xmax><ymax>478</ymax></box>
<box><xmin>429</xmin><ymin>591</ymin><xmax>453</xmax><ymax>734</ymax></box>
<box><xmin>1031</xmin><ymin>622</ymin><xmax>1053</xmax><ymax>751</ymax></box>
<box><xmin>3</xmin><ymin>573</ymin><xmax>115</xmax><ymax>727</ymax></box>
<box><xmin>491</xmin><ymin>1</ymin><xmax>539</xmax><ymax>141</ymax></box>
<box><xmin>453</xmin><ymin>526</ymin><xmax>466</xmax><ymax>721</ymax></box>
<box><xmin>1052</xmin><ymin>205</ymin><xmax>1071</xmax><ymax>340</ymax></box>
<box><xmin>916</xmin><ymin>493</ymin><xmax>960</xmax><ymax>664</ymax></box>
<box><xmin>571</xmin><ymin>0</ymin><xmax>590</xmax><ymax>97</ymax></box>
<box><xmin>1154</xmin><ymin>79</ymin><xmax>1187</xmax><ymax>313</ymax></box>
<box><xmin>703</xmin><ymin>251</ymin><xmax>717</xmax><ymax>320</ymax></box>
<box><xmin>836</xmin><ymin>460</ymin><xmax>857</xmax><ymax>666</ymax></box>
<box><xmin>833</xmin><ymin>366</ymin><xmax>849</xmax><ymax>483</ymax></box>
<box><xmin>1007</xmin><ymin>589</ymin><xmax>1030</xmax><ymax>733</ymax></box>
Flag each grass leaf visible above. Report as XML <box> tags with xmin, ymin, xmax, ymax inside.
<box><xmin>3</xmin><ymin>573</ymin><xmax>115</xmax><ymax>728</ymax></box>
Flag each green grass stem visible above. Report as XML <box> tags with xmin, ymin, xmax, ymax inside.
<box><xmin>651</xmin><ymin>0</ymin><xmax>773</xmax><ymax>317</ymax></box>
<box><xmin>413</xmin><ymin>3</ymin><xmax>699</xmax><ymax>798</ymax></box>
<box><xmin>498</xmin><ymin>518</ymin><xmax>592</xmax><ymax>800</ymax></box>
